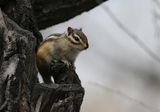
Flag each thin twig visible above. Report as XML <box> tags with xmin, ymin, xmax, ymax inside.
<box><xmin>153</xmin><ymin>0</ymin><xmax>160</xmax><ymax>10</ymax></box>
<box><xmin>102</xmin><ymin>5</ymin><xmax>160</xmax><ymax>63</ymax></box>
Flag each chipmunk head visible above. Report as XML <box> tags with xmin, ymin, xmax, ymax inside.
<box><xmin>65</xmin><ymin>27</ymin><xmax>89</xmax><ymax>51</ymax></box>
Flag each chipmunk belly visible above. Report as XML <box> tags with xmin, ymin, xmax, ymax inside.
<box><xmin>37</xmin><ymin>41</ymin><xmax>55</xmax><ymax>64</ymax></box>
<box><xmin>36</xmin><ymin>41</ymin><xmax>56</xmax><ymax>83</ymax></box>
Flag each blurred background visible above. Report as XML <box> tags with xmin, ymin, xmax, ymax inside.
<box><xmin>40</xmin><ymin>0</ymin><xmax>160</xmax><ymax>112</ymax></box>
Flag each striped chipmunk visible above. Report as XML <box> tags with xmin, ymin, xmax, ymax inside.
<box><xmin>36</xmin><ymin>27</ymin><xmax>89</xmax><ymax>83</ymax></box>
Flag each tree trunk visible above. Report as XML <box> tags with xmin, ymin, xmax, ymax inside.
<box><xmin>0</xmin><ymin>9</ymin><xmax>36</xmax><ymax>112</ymax></box>
<box><xmin>0</xmin><ymin>0</ymin><xmax>107</xmax><ymax>112</ymax></box>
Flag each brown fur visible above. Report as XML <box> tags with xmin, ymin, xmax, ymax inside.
<box><xmin>36</xmin><ymin>27</ymin><xmax>89</xmax><ymax>83</ymax></box>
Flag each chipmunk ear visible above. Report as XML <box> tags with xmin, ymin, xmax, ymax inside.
<box><xmin>67</xmin><ymin>27</ymin><xmax>73</xmax><ymax>36</ymax></box>
<box><xmin>79</xmin><ymin>28</ymin><xmax>82</xmax><ymax>31</ymax></box>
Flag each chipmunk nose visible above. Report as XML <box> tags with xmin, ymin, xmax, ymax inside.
<box><xmin>84</xmin><ymin>43</ymin><xmax>89</xmax><ymax>49</ymax></box>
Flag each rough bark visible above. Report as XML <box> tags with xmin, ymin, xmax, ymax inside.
<box><xmin>0</xmin><ymin>0</ymin><xmax>43</xmax><ymax>49</ymax></box>
<box><xmin>0</xmin><ymin>9</ymin><xmax>36</xmax><ymax>112</ymax></box>
<box><xmin>31</xmin><ymin>0</ymin><xmax>107</xmax><ymax>29</ymax></box>
<box><xmin>0</xmin><ymin>0</ymin><xmax>108</xmax><ymax>30</ymax></box>
<box><xmin>0</xmin><ymin>0</ymin><xmax>108</xmax><ymax>112</ymax></box>
<box><xmin>32</xmin><ymin>84</ymin><xmax>84</xmax><ymax>112</ymax></box>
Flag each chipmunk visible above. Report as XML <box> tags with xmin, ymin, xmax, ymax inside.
<box><xmin>36</xmin><ymin>27</ymin><xmax>89</xmax><ymax>83</ymax></box>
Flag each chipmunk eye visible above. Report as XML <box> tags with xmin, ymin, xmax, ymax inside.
<box><xmin>74</xmin><ymin>36</ymin><xmax>80</xmax><ymax>42</ymax></box>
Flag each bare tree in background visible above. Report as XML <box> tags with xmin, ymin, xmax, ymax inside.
<box><xmin>152</xmin><ymin>0</ymin><xmax>160</xmax><ymax>53</ymax></box>
<box><xmin>92</xmin><ymin>1</ymin><xmax>160</xmax><ymax>112</ymax></box>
